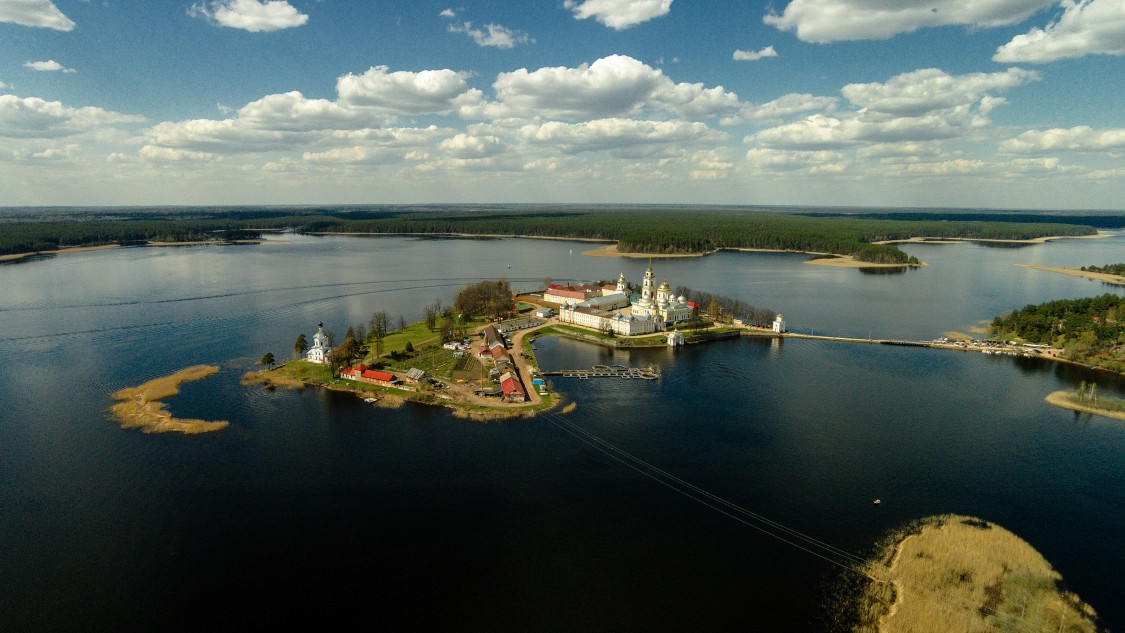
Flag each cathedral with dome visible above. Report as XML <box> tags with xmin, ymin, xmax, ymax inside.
<box><xmin>629</xmin><ymin>264</ymin><xmax>694</xmax><ymax>325</ymax></box>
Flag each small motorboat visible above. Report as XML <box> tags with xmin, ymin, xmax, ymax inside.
<box><xmin>873</xmin><ymin>498</ymin><xmax>882</xmax><ymax>506</ymax></box>
<box><xmin>364</xmin><ymin>397</ymin><xmax>378</xmax><ymax>404</ymax></box>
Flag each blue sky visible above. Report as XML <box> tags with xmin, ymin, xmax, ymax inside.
<box><xmin>1</xmin><ymin>0</ymin><xmax>1123</xmax><ymax>209</ymax></box>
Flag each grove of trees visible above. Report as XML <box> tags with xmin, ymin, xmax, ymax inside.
<box><xmin>453</xmin><ymin>279</ymin><xmax>515</xmax><ymax>321</ymax></box>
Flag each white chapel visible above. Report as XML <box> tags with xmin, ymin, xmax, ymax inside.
<box><xmin>307</xmin><ymin>323</ymin><xmax>331</xmax><ymax>364</ymax></box>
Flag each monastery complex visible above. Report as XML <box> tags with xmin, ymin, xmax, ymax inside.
<box><xmin>548</xmin><ymin>264</ymin><xmax>696</xmax><ymax>336</ymax></box>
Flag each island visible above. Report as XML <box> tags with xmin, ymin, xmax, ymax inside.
<box><xmin>243</xmin><ymin>270</ymin><xmax>781</xmax><ymax>419</ymax></box>
<box><xmin>851</xmin><ymin>514</ymin><xmax>1102</xmax><ymax>632</ymax></box>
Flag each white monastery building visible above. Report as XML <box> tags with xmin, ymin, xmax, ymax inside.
<box><xmin>556</xmin><ymin>265</ymin><xmax>694</xmax><ymax>336</ymax></box>
<box><xmin>307</xmin><ymin>323</ymin><xmax>330</xmax><ymax>364</ymax></box>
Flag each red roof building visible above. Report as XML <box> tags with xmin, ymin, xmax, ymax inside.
<box><xmin>499</xmin><ymin>372</ymin><xmax>526</xmax><ymax>402</ymax></box>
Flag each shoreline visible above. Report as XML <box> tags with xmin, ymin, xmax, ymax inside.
<box><xmin>582</xmin><ymin>243</ymin><xmax>924</xmax><ymax>267</ymax></box>
<box><xmin>1045</xmin><ymin>390</ymin><xmax>1125</xmax><ymax>421</ymax></box>
<box><xmin>0</xmin><ymin>239</ymin><xmax>283</xmax><ymax>262</ymax></box>
<box><xmin>1016</xmin><ymin>263</ymin><xmax>1125</xmax><ymax>286</ymax></box>
<box><xmin>0</xmin><ymin>243</ymin><xmax>121</xmax><ymax>262</ymax></box>
<box><xmin>877</xmin><ymin>231</ymin><xmax>1109</xmax><ymax>246</ymax></box>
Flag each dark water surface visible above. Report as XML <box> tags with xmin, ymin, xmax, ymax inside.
<box><xmin>2</xmin><ymin>234</ymin><xmax>1124</xmax><ymax>631</ymax></box>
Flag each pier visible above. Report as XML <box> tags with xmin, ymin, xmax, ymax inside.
<box><xmin>539</xmin><ymin>366</ymin><xmax>659</xmax><ymax>380</ymax></box>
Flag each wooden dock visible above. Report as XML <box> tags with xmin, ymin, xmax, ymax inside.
<box><xmin>539</xmin><ymin>367</ymin><xmax>659</xmax><ymax>380</ymax></box>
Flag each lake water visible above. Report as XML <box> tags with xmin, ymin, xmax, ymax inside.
<box><xmin>1</xmin><ymin>233</ymin><xmax>1124</xmax><ymax>631</ymax></box>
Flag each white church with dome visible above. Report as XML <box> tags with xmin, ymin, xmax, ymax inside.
<box><xmin>306</xmin><ymin>323</ymin><xmax>331</xmax><ymax>364</ymax></box>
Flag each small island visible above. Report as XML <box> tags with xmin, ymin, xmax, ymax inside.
<box><xmin>851</xmin><ymin>514</ymin><xmax>1102</xmax><ymax>632</ymax></box>
<box><xmin>1046</xmin><ymin>382</ymin><xmax>1125</xmax><ymax>421</ymax></box>
<box><xmin>110</xmin><ymin>365</ymin><xmax>228</xmax><ymax>434</ymax></box>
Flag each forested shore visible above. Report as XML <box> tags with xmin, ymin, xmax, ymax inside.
<box><xmin>992</xmin><ymin>294</ymin><xmax>1125</xmax><ymax>373</ymax></box>
<box><xmin>0</xmin><ymin>206</ymin><xmax>1101</xmax><ymax>262</ymax></box>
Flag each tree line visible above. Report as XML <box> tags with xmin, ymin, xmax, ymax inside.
<box><xmin>1081</xmin><ymin>263</ymin><xmax>1125</xmax><ymax>276</ymax></box>
<box><xmin>672</xmin><ymin>286</ymin><xmax>776</xmax><ymax>327</ymax></box>
<box><xmin>1</xmin><ymin>206</ymin><xmax>1099</xmax><ymax>259</ymax></box>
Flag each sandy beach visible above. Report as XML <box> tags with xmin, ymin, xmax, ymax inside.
<box><xmin>581</xmin><ymin>243</ymin><xmax>712</xmax><ymax>258</ymax></box>
<box><xmin>1016</xmin><ymin>263</ymin><xmax>1125</xmax><ymax>286</ymax></box>
<box><xmin>0</xmin><ymin>244</ymin><xmax>121</xmax><ymax>262</ymax></box>
<box><xmin>805</xmin><ymin>255</ymin><xmax>926</xmax><ymax>269</ymax></box>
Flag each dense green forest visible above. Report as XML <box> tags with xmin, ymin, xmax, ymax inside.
<box><xmin>992</xmin><ymin>294</ymin><xmax>1125</xmax><ymax>373</ymax></box>
<box><xmin>0</xmin><ymin>206</ymin><xmax>1102</xmax><ymax>260</ymax></box>
<box><xmin>1081</xmin><ymin>263</ymin><xmax>1125</xmax><ymax>276</ymax></box>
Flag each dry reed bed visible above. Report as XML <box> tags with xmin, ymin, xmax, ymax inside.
<box><xmin>855</xmin><ymin>514</ymin><xmax>1101</xmax><ymax>633</ymax></box>
<box><xmin>110</xmin><ymin>365</ymin><xmax>228</xmax><ymax>434</ymax></box>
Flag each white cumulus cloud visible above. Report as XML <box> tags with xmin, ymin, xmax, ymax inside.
<box><xmin>722</xmin><ymin>93</ymin><xmax>838</xmax><ymax>125</ymax></box>
<box><xmin>23</xmin><ymin>60</ymin><xmax>76</xmax><ymax>73</ymax></box>
<box><xmin>1000</xmin><ymin>125</ymin><xmax>1125</xmax><ymax>152</ymax></box>
<box><xmin>841</xmin><ymin>68</ymin><xmax>1038</xmax><ymax>115</ymax></box>
<box><xmin>188</xmin><ymin>0</ymin><xmax>308</xmax><ymax>32</ymax></box>
<box><xmin>139</xmin><ymin>145</ymin><xmax>219</xmax><ymax>162</ymax></box>
<box><xmin>439</xmin><ymin>133</ymin><xmax>508</xmax><ymax>158</ymax></box>
<box><xmin>0</xmin><ymin>95</ymin><xmax>143</xmax><ymax>139</ymax></box>
<box><xmin>493</xmin><ymin>55</ymin><xmax>741</xmax><ymax>120</ymax></box>
<box><xmin>0</xmin><ymin>0</ymin><xmax>74</xmax><ymax>30</ymax></box>
<box><xmin>447</xmin><ymin>21</ymin><xmax>531</xmax><ymax>48</ymax></box>
<box><xmin>733</xmin><ymin>46</ymin><xmax>778</xmax><ymax>62</ymax></box>
<box><xmin>994</xmin><ymin>0</ymin><xmax>1125</xmax><ymax>62</ymax></box>
<box><xmin>337</xmin><ymin>66</ymin><xmax>483</xmax><ymax>115</ymax></box>
<box><xmin>764</xmin><ymin>0</ymin><xmax>1053</xmax><ymax>42</ymax></box>
<box><xmin>517</xmin><ymin>118</ymin><xmax>722</xmax><ymax>156</ymax></box>
<box><xmin>564</xmin><ymin>0</ymin><xmax>673</xmax><ymax>29</ymax></box>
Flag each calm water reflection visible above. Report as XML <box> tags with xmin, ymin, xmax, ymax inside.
<box><xmin>1</xmin><ymin>233</ymin><xmax>1123</xmax><ymax>631</ymax></box>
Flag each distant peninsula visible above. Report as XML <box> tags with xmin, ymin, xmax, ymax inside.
<box><xmin>1</xmin><ymin>206</ymin><xmax>1107</xmax><ymax>267</ymax></box>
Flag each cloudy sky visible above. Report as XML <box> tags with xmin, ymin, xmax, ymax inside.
<box><xmin>1</xmin><ymin>0</ymin><xmax>1123</xmax><ymax>209</ymax></box>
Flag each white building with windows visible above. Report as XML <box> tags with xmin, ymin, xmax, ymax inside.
<box><xmin>307</xmin><ymin>323</ymin><xmax>330</xmax><ymax>364</ymax></box>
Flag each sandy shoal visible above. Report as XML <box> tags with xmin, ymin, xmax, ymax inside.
<box><xmin>1045</xmin><ymin>390</ymin><xmax>1125</xmax><ymax>421</ymax></box>
<box><xmin>110</xmin><ymin>365</ymin><xmax>228</xmax><ymax>434</ymax></box>
<box><xmin>806</xmin><ymin>256</ymin><xmax>926</xmax><ymax>269</ymax></box>
<box><xmin>0</xmin><ymin>244</ymin><xmax>120</xmax><ymax>262</ymax></box>
<box><xmin>1016</xmin><ymin>263</ymin><xmax>1125</xmax><ymax>286</ymax></box>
